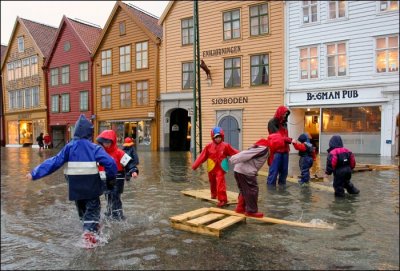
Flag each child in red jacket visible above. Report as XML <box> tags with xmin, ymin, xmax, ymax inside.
<box><xmin>192</xmin><ymin>127</ymin><xmax>239</xmax><ymax>207</ymax></box>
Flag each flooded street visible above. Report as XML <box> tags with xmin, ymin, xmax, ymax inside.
<box><xmin>1</xmin><ymin>147</ymin><xmax>399</xmax><ymax>270</ymax></box>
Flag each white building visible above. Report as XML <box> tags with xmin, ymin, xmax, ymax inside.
<box><xmin>285</xmin><ymin>0</ymin><xmax>399</xmax><ymax>156</ymax></box>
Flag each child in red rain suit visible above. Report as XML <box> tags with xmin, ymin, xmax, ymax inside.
<box><xmin>292</xmin><ymin>133</ymin><xmax>316</xmax><ymax>187</ymax></box>
<box><xmin>97</xmin><ymin>130</ymin><xmax>139</xmax><ymax>220</ymax></box>
<box><xmin>192</xmin><ymin>127</ymin><xmax>239</xmax><ymax>207</ymax></box>
<box><xmin>230</xmin><ymin>133</ymin><xmax>286</xmax><ymax>218</ymax></box>
<box><xmin>266</xmin><ymin>106</ymin><xmax>293</xmax><ymax>186</ymax></box>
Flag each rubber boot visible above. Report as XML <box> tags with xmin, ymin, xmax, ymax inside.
<box><xmin>235</xmin><ymin>194</ymin><xmax>245</xmax><ymax>214</ymax></box>
<box><xmin>245</xmin><ymin>212</ymin><xmax>264</xmax><ymax>218</ymax></box>
<box><xmin>346</xmin><ymin>183</ymin><xmax>360</xmax><ymax>194</ymax></box>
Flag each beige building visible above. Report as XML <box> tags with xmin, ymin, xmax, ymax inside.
<box><xmin>159</xmin><ymin>1</ymin><xmax>285</xmax><ymax>152</ymax></box>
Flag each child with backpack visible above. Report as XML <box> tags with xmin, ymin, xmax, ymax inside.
<box><xmin>292</xmin><ymin>133</ymin><xmax>316</xmax><ymax>187</ymax></box>
<box><xmin>325</xmin><ymin>135</ymin><xmax>360</xmax><ymax>197</ymax></box>
<box><xmin>122</xmin><ymin>137</ymin><xmax>139</xmax><ymax>181</ymax></box>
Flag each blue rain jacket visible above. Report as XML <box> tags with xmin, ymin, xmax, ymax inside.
<box><xmin>30</xmin><ymin>115</ymin><xmax>117</xmax><ymax>200</ymax></box>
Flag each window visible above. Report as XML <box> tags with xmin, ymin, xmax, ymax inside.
<box><xmin>376</xmin><ymin>35</ymin><xmax>398</xmax><ymax>73</ymax></box>
<box><xmin>136</xmin><ymin>81</ymin><xmax>148</xmax><ymax>105</ymax></box>
<box><xmin>51</xmin><ymin>95</ymin><xmax>59</xmax><ymax>113</ymax></box>
<box><xmin>14</xmin><ymin>60</ymin><xmax>21</xmax><ymax>80</ymax></box>
<box><xmin>120</xmin><ymin>83</ymin><xmax>131</xmax><ymax>108</ymax></box>
<box><xmin>80</xmin><ymin>91</ymin><xmax>89</xmax><ymax>111</ymax></box>
<box><xmin>61</xmin><ymin>65</ymin><xmax>70</xmax><ymax>84</ymax></box>
<box><xmin>302</xmin><ymin>1</ymin><xmax>318</xmax><ymax>24</ymax></box>
<box><xmin>223</xmin><ymin>9</ymin><xmax>241</xmax><ymax>40</ymax></box>
<box><xmin>224</xmin><ymin>57</ymin><xmax>241</xmax><ymax>88</ymax></box>
<box><xmin>328</xmin><ymin>1</ymin><xmax>346</xmax><ymax>19</ymax></box>
<box><xmin>32</xmin><ymin>87</ymin><xmax>39</xmax><ymax>107</ymax></box>
<box><xmin>136</xmin><ymin>41</ymin><xmax>148</xmax><ymax>69</ymax></box>
<box><xmin>181</xmin><ymin>18</ymin><xmax>194</xmax><ymax>45</ymax></box>
<box><xmin>16</xmin><ymin>90</ymin><xmax>24</xmax><ymax>109</ymax></box>
<box><xmin>182</xmin><ymin>62</ymin><xmax>194</xmax><ymax>89</ymax></box>
<box><xmin>250</xmin><ymin>3</ymin><xmax>268</xmax><ymax>36</ymax></box>
<box><xmin>379</xmin><ymin>1</ymin><xmax>399</xmax><ymax>12</ymax></box>
<box><xmin>79</xmin><ymin>62</ymin><xmax>89</xmax><ymax>82</ymax></box>
<box><xmin>31</xmin><ymin>56</ymin><xmax>38</xmax><ymax>75</ymax></box>
<box><xmin>327</xmin><ymin>42</ymin><xmax>347</xmax><ymax>77</ymax></box>
<box><xmin>22</xmin><ymin>58</ymin><xmax>30</xmax><ymax>78</ymax></box>
<box><xmin>61</xmin><ymin>93</ymin><xmax>70</xmax><ymax>112</ymax></box>
<box><xmin>8</xmin><ymin>91</ymin><xmax>16</xmax><ymax>110</ymax></box>
<box><xmin>50</xmin><ymin>68</ymin><xmax>59</xmax><ymax>86</ymax></box>
<box><xmin>300</xmin><ymin>46</ymin><xmax>319</xmax><ymax>79</ymax></box>
<box><xmin>119</xmin><ymin>45</ymin><xmax>131</xmax><ymax>72</ymax></box>
<box><xmin>119</xmin><ymin>21</ymin><xmax>126</xmax><ymax>35</ymax></box>
<box><xmin>64</xmin><ymin>41</ymin><xmax>71</xmax><ymax>52</ymax></box>
<box><xmin>101</xmin><ymin>86</ymin><xmax>111</xmax><ymax>109</ymax></box>
<box><xmin>7</xmin><ymin>63</ymin><xmax>14</xmax><ymax>81</ymax></box>
<box><xmin>251</xmin><ymin>54</ymin><xmax>269</xmax><ymax>85</ymax></box>
<box><xmin>101</xmin><ymin>49</ymin><xmax>112</xmax><ymax>75</ymax></box>
<box><xmin>25</xmin><ymin>88</ymin><xmax>32</xmax><ymax>108</ymax></box>
<box><xmin>17</xmin><ymin>36</ymin><xmax>24</xmax><ymax>52</ymax></box>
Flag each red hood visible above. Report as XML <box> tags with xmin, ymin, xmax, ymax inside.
<box><xmin>274</xmin><ymin>106</ymin><xmax>290</xmax><ymax>124</ymax></box>
<box><xmin>96</xmin><ymin>130</ymin><xmax>118</xmax><ymax>154</ymax></box>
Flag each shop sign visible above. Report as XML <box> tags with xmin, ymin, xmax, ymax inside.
<box><xmin>202</xmin><ymin>46</ymin><xmax>241</xmax><ymax>58</ymax></box>
<box><xmin>18</xmin><ymin>113</ymin><xmax>31</xmax><ymax>120</ymax></box>
<box><xmin>307</xmin><ymin>90</ymin><xmax>359</xmax><ymax>101</ymax></box>
<box><xmin>211</xmin><ymin>96</ymin><xmax>248</xmax><ymax>105</ymax></box>
<box><xmin>148</xmin><ymin>112</ymin><xmax>155</xmax><ymax>117</ymax></box>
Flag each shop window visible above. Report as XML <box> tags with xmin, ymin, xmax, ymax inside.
<box><xmin>182</xmin><ymin>62</ymin><xmax>194</xmax><ymax>89</ymax></box>
<box><xmin>251</xmin><ymin>54</ymin><xmax>269</xmax><ymax>85</ymax></box>
<box><xmin>181</xmin><ymin>17</ymin><xmax>194</xmax><ymax>45</ymax></box>
<box><xmin>322</xmin><ymin>106</ymin><xmax>381</xmax><ymax>133</ymax></box>
<box><xmin>223</xmin><ymin>9</ymin><xmax>241</xmax><ymax>40</ymax></box>
<box><xmin>375</xmin><ymin>35</ymin><xmax>398</xmax><ymax>73</ymax></box>
<box><xmin>250</xmin><ymin>3</ymin><xmax>268</xmax><ymax>36</ymax></box>
<box><xmin>19</xmin><ymin>121</ymin><xmax>33</xmax><ymax>144</ymax></box>
<box><xmin>224</xmin><ymin>57</ymin><xmax>241</xmax><ymax>88</ymax></box>
<box><xmin>32</xmin><ymin>119</ymin><xmax>46</xmax><ymax>145</ymax></box>
<box><xmin>7</xmin><ymin>121</ymin><xmax>19</xmax><ymax>144</ymax></box>
<box><xmin>302</xmin><ymin>1</ymin><xmax>318</xmax><ymax>24</ymax></box>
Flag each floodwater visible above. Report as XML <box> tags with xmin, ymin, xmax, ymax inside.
<box><xmin>1</xmin><ymin>147</ymin><xmax>399</xmax><ymax>270</ymax></box>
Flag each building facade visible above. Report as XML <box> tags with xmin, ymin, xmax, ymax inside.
<box><xmin>92</xmin><ymin>1</ymin><xmax>162</xmax><ymax>151</ymax></box>
<box><xmin>285</xmin><ymin>1</ymin><xmax>399</xmax><ymax>156</ymax></box>
<box><xmin>44</xmin><ymin>16</ymin><xmax>101</xmax><ymax>147</ymax></box>
<box><xmin>1</xmin><ymin>44</ymin><xmax>7</xmax><ymax>146</ymax></box>
<box><xmin>159</xmin><ymin>1</ymin><xmax>285</xmax><ymax>152</ymax></box>
<box><xmin>1</xmin><ymin>18</ymin><xmax>57</xmax><ymax>147</ymax></box>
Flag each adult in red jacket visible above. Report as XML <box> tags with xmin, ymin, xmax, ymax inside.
<box><xmin>266</xmin><ymin>106</ymin><xmax>293</xmax><ymax>186</ymax></box>
<box><xmin>192</xmin><ymin>127</ymin><xmax>239</xmax><ymax>207</ymax></box>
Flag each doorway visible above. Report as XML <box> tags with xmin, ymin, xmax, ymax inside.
<box><xmin>169</xmin><ymin>108</ymin><xmax>191</xmax><ymax>151</ymax></box>
<box><xmin>218</xmin><ymin>116</ymin><xmax>239</xmax><ymax>150</ymax></box>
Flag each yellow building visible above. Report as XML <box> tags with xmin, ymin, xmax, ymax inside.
<box><xmin>91</xmin><ymin>2</ymin><xmax>162</xmax><ymax>151</ymax></box>
<box><xmin>159</xmin><ymin>1</ymin><xmax>285</xmax><ymax>152</ymax></box>
<box><xmin>1</xmin><ymin>17</ymin><xmax>57</xmax><ymax>147</ymax></box>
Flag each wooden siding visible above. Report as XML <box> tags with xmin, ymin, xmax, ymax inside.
<box><xmin>47</xmin><ymin>22</ymin><xmax>93</xmax><ymax>129</ymax></box>
<box><xmin>93</xmin><ymin>7</ymin><xmax>160</xmax><ymax>149</ymax></box>
<box><xmin>1</xmin><ymin>22</ymin><xmax>48</xmax><ymax>144</ymax></box>
<box><xmin>160</xmin><ymin>1</ymin><xmax>285</xmax><ymax>149</ymax></box>
<box><xmin>287</xmin><ymin>1</ymin><xmax>400</xmax><ymax>90</ymax></box>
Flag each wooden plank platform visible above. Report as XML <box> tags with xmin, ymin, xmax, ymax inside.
<box><xmin>170</xmin><ymin>207</ymin><xmax>335</xmax><ymax>237</ymax></box>
<box><xmin>181</xmin><ymin>189</ymin><xmax>238</xmax><ymax>205</ymax></box>
<box><xmin>258</xmin><ymin>171</ymin><xmax>334</xmax><ymax>192</ymax></box>
<box><xmin>354</xmin><ymin>163</ymin><xmax>398</xmax><ymax>172</ymax></box>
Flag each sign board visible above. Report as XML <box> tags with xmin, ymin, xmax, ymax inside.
<box><xmin>148</xmin><ymin>112</ymin><xmax>155</xmax><ymax>117</ymax></box>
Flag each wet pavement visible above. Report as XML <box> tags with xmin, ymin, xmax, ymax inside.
<box><xmin>1</xmin><ymin>147</ymin><xmax>399</xmax><ymax>270</ymax></box>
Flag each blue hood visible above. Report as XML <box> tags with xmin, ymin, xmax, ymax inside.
<box><xmin>298</xmin><ymin>133</ymin><xmax>309</xmax><ymax>143</ymax></box>
<box><xmin>73</xmin><ymin>115</ymin><xmax>93</xmax><ymax>140</ymax></box>
<box><xmin>327</xmin><ymin>135</ymin><xmax>343</xmax><ymax>153</ymax></box>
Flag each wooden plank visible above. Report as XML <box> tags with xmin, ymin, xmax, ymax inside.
<box><xmin>170</xmin><ymin>221</ymin><xmax>220</xmax><ymax>237</ymax></box>
<box><xmin>206</xmin><ymin>216</ymin><xmax>246</xmax><ymax>231</ymax></box>
<box><xmin>209</xmin><ymin>207</ymin><xmax>335</xmax><ymax>230</ymax></box>
<box><xmin>186</xmin><ymin>213</ymin><xmax>225</xmax><ymax>226</ymax></box>
<box><xmin>258</xmin><ymin>171</ymin><xmax>334</xmax><ymax>192</ymax></box>
<box><xmin>181</xmin><ymin>189</ymin><xmax>238</xmax><ymax>204</ymax></box>
<box><xmin>169</xmin><ymin>207</ymin><xmax>210</xmax><ymax>222</ymax></box>
<box><xmin>357</xmin><ymin>163</ymin><xmax>398</xmax><ymax>171</ymax></box>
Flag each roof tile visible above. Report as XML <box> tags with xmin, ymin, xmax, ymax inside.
<box><xmin>68</xmin><ymin>18</ymin><xmax>102</xmax><ymax>53</ymax></box>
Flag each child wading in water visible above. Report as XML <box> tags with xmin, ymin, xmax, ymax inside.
<box><xmin>292</xmin><ymin>133</ymin><xmax>316</xmax><ymax>187</ymax></box>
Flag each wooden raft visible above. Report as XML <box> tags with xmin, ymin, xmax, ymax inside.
<box><xmin>170</xmin><ymin>207</ymin><xmax>335</xmax><ymax>238</ymax></box>
<box><xmin>181</xmin><ymin>189</ymin><xmax>238</xmax><ymax>205</ymax></box>
<box><xmin>258</xmin><ymin>171</ymin><xmax>334</xmax><ymax>192</ymax></box>
<box><xmin>353</xmin><ymin>163</ymin><xmax>398</xmax><ymax>172</ymax></box>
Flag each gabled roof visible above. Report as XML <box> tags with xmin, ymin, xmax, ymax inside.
<box><xmin>1</xmin><ymin>17</ymin><xmax>57</xmax><ymax>70</ymax></box>
<box><xmin>159</xmin><ymin>1</ymin><xmax>175</xmax><ymax>25</ymax></box>
<box><xmin>92</xmin><ymin>1</ymin><xmax>162</xmax><ymax>57</ymax></box>
<box><xmin>1</xmin><ymin>45</ymin><xmax>7</xmax><ymax>63</ymax></box>
<box><xmin>44</xmin><ymin>15</ymin><xmax>102</xmax><ymax>67</ymax></box>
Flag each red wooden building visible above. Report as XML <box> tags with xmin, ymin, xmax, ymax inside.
<box><xmin>44</xmin><ymin>16</ymin><xmax>101</xmax><ymax>147</ymax></box>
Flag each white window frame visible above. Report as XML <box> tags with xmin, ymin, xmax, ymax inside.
<box><xmin>119</xmin><ymin>45</ymin><xmax>131</xmax><ymax>72</ymax></box>
<box><xmin>51</xmin><ymin>95</ymin><xmax>59</xmax><ymax>113</ymax></box>
<box><xmin>181</xmin><ymin>17</ymin><xmax>194</xmax><ymax>45</ymax></box>
<box><xmin>22</xmin><ymin>58</ymin><xmax>30</xmax><ymax>78</ymax></box>
<box><xmin>32</xmin><ymin>87</ymin><xmax>39</xmax><ymax>107</ymax></box>
<box><xmin>182</xmin><ymin>62</ymin><xmax>194</xmax><ymax>90</ymax></box>
<box><xmin>79</xmin><ymin>91</ymin><xmax>89</xmax><ymax>111</ymax></box>
<box><xmin>374</xmin><ymin>34</ymin><xmax>399</xmax><ymax>74</ymax></box>
<box><xmin>136</xmin><ymin>81</ymin><xmax>149</xmax><ymax>106</ymax></box>
<box><xmin>50</xmin><ymin>68</ymin><xmax>59</xmax><ymax>86</ymax></box>
<box><xmin>17</xmin><ymin>36</ymin><xmax>24</xmax><ymax>52</ymax></box>
<box><xmin>101</xmin><ymin>49</ymin><xmax>112</xmax><ymax>75</ymax></box>
<box><xmin>377</xmin><ymin>1</ymin><xmax>399</xmax><ymax>13</ymax></box>
<box><xmin>101</xmin><ymin>86</ymin><xmax>112</xmax><ymax>110</ymax></box>
<box><xmin>136</xmin><ymin>41</ymin><xmax>148</xmax><ymax>69</ymax></box>
<box><xmin>30</xmin><ymin>56</ymin><xmax>38</xmax><ymax>75</ymax></box>
<box><xmin>61</xmin><ymin>93</ymin><xmax>70</xmax><ymax>112</ymax></box>
<box><xmin>61</xmin><ymin>65</ymin><xmax>70</xmax><ymax>85</ymax></box>
<box><xmin>25</xmin><ymin>88</ymin><xmax>32</xmax><ymax>108</ymax></box>
<box><xmin>301</xmin><ymin>1</ymin><xmax>319</xmax><ymax>25</ymax></box>
<box><xmin>327</xmin><ymin>0</ymin><xmax>347</xmax><ymax>21</ymax></box>
<box><xmin>119</xmin><ymin>83</ymin><xmax>132</xmax><ymax>108</ymax></box>
<box><xmin>326</xmin><ymin>41</ymin><xmax>348</xmax><ymax>78</ymax></box>
<box><xmin>79</xmin><ymin>62</ymin><xmax>89</xmax><ymax>82</ymax></box>
<box><xmin>299</xmin><ymin>45</ymin><xmax>319</xmax><ymax>80</ymax></box>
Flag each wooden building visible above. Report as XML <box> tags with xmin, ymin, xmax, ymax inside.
<box><xmin>159</xmin><ymin>1</ymin><xmax>285</xmax><ymax>152</ymax></box>
<box><xmin>44</xmin><ymin>16</ymin><xmax>101</xmax><ymax>147</ymax></box>
<box><xmin>1</xmin><ymin>17</ymin><xmax>57</xmax><ymax>147</ymax></box>
<box><xmin>1</xmin><ymin>44</ymin><xmax>7</xmax><ymax>146</ymax></box>
<box><xmin>92</xmin><ymin>1</ymin><xmax>162</xmax><ymax>150</ymax></box>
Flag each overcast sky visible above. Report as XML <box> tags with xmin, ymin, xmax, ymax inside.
<box><xmin>1</xmin><ymin>1</ymin><xmax>169</xmax><ymax>45</ymax></box>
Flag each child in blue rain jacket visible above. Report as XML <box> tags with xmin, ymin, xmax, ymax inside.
<box><xmin>26</xmin><ymin>115</ymin><xmax>117</xmax><ymax>247</ymax></box>
<box><xmin>292</xmin><ymin>133</ymin><xmax>316</xmax><ymax>187</ymax></box>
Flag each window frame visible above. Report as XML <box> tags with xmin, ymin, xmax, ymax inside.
<box><xmin>299</xmin><ymin>45</ymin><xmax>319</xmax><ymax>80</ymax></box>
<box><xmin>17</xmin><ymin>36</ymin><xmax>24</xmax><ymax>52</ymax></box>
<box><xmin>327</xmin><ymin>0</ymin><xmax>347</xmax><ymax>21</ymax></box>
<box><xmin>182</xmin><ymin>62</ymin><xmax>194</xmax><ymax>90</ymax></box>
<box><xmin>136</xmin><ymin>80</ymin><xmax>149</xmax><ymax>106</ymax></box>
<box><xmin>79</xmin><ymin>90</ymin><xmax>89</xmax><ymax>111</ymax></box>
<box><xmin>79</xmin><ymin>62</ymin><xmax>89</xmax><ymax>82</ymax></box>
<box><xmin>249</xmin><ymin>3</ymin><xmax>269</xmax><ymax>36</ymax></box>
<box><xmin>24</xmin><ymin>88</ymin><xmax>32</xmax><ymax>109</ymax></box>
<box><xmin>326</xmin><ymin>41</ymin><xmax>348</xmax><ymax>78</ymax></box>
<box><xmin>14</xmin><ymin>60</ymin><xmax>22</xmax><ymax>80</ymax></box>
<box><xmin>119</xmin><ymin>45</ymin><xmax>131</xmax><ymax>72</ymax></box>
<box><xmin>101</xmin><ymin>49</ymin><xmax>112</xmax><ymax>75</ymax></box>
<box><xmin>119</xmin><ymin>82</ymin><xmax>132</xmax><ymax>108</ymax></box>
<box><xmin>119</xmin><ymin>21</ymin><xmax>126</xmax><ymax>36</ymax></box>
<box><xmin>374</xmin><ymin>34</ymin><xmax>399</xmax><ymax>74</ymax></box>
<box><xmin>30</xmin><ymin>56</ymin><xmax>38</xmax><ymax>75</ymax></box>
<box><xmin>181</xmin><ymin>17</ymin><xmax>194</xmax><ymax>45</ymax></box>
<box><xmin>22</xmin><ymin>58</ymin><xmax>30</xmax><ymax>78</ymax></box>
<box><xmin>50</xmin><ymin>68</ymin><xmax>59</xmax><ymax>86</ymax></box>
<box><xmin>136</xmin><ymin>41</ymin><xmax>148</xmax><ymax>69</ymax></box>
<box><xmin>51</xmin><ymin>94</ymin><xmax>60</xmax><ymax>113</ymax></box>
<box><xmin>101</xmin><ymin>86</ymin><xmax>112</xmax><ymax>110</ymax></box>
<box><xmin>377</xmin><ymin>1</ymin><xmax>399</xmax><ymax>13</ymax></box>
<box><xmin>61</xmin><ymin>65</ymin><xmax>70</xmax><ymax>85</ymax></box>
<box><xmin>224</xmin><ymin>57</ymin><xmax>242</xmax><ymax>88</ymax></box>
<box><xmin>250</xmin><ymin>53</ymin><xmax>270</xmax><ymax>86</ymax></box>
<box><xmin>223</xmin><ymin>9</ymin><xmax>241</xmax><ymax>41</ymax></box>
<box><xmin>7</xmin><ymin>62</ymin><xmax>15</xmax><ymax>81</ymax></box>
<box><xmin>301</xmin><ymin>1</ymin><xmax>319</xmax><ymax>25</ymax></box>
<box><xmin>61</xmin><ymin>93</ymin><xmax>70</xmax><ymax>112</ymax></box>
<box><xmin>32</xmin><ymin>87</ymin><xmax>39</xmax><ymax>107</ymax></box>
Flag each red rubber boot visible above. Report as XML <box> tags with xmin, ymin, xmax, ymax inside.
<box><xmin>235</xmin><ymin>194</ymin><xmax>245</xmax><ymax>214</ymax></box>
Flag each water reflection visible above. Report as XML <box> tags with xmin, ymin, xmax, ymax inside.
<box><xmin>1</xmin><ymin>147</ymin><xmax>399</xmax><ymax>270</ymax></box>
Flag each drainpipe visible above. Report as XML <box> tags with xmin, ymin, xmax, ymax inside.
<box><xmin>90</xmin><ymin>56</ymin><xmax>95</xmax><ymax>142</ymax></box>
<box><xmin>43</xmin><ymin>63</ymin><xmax>50</xmax><ymax>138</ymax></box>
